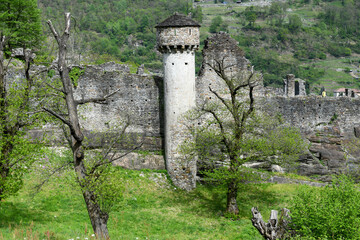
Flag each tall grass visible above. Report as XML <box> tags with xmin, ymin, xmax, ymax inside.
<box><xmin>0</xmin><ymin>149</ymin><xmax>300</xmax><ymax>239</ymax></box>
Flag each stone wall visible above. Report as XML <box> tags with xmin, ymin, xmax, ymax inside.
<box><xmin>261</xmin><ymin>96</ymin><xmax>360</xmax><ymax>179</ymax></box>
<box><xmin>74</xmin><ymin>62</ymin><xmax>163</xmax><ymax>146</ymax></box>
<box><xmin>7</xmin><ymin>41</ymin><xmax>360</xmax><ymax>182</ymax></box>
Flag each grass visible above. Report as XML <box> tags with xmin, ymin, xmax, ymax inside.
<box><xmin>308</xmin><ymin>57</ymin><xmax>360</xmax><ymax>91</ymax></box>
<box><xmin>0</xmin><ymin>150</ymin><xmax>304</xmax><ymax>239</ymax></box>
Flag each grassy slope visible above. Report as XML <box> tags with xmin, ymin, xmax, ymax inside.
<box><xmin>0</xmin><ymin>160</ymin><xmax>300</xmax><ymax>240</ymax></box>
<box><xmin>198</xmin><ymin>1</ymin><xmax>360</xmax><ymax>92</ymax></box>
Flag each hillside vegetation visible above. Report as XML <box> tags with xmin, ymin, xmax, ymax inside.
<box><xmin>198</xmin><ymin>0</ymin><xmax>360</xmax><ymax>93</ymax></box>
<box><xmin>38</xmin><ymin>0</ymin><xmax>202</xmax><ymax>70</ymax></box>
<box><xmin>38</xmin><ymin>0</ymin><xmax>360</xmax><ymax>93</ymax></box>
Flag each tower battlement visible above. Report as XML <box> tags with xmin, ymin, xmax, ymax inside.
<box><xmin>156</xmin><ymin>13</ymin><xmax>200</xmax><ymax>53</ymax></box>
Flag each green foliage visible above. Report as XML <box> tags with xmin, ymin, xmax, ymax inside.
<box><xmin>268</xmin><ymin>2</ymin><xmax>288</xmax><ymax>26</ymax></box>
<box><xmin>69</xmin><ymin>67</ymin><xmax>85</xmax><ymax>88</ymax></box>
<box><xmin>1</xmin><ymin>156</ymin><xmax>305</xmax><ymax>239</ymax></box>
<box><xmin>39</xmin><ymin>0</ymin><xmax>202</xmax><ymax>71</ymax></box>
<box><xmin>244</xmin><ymin>7</ymin><xmax>257</xmax><ymax>26</ymax></box>
<box><xmin>328</xmin><ymin>44</ymin><xmax>352</xmax><ymax>57</ymax></box>
<box><xmin>277</xmin><ymin>27</ymin><xmax>289</xmax><ymax>41</ymax></box>
<box><xmin>0</xmin><ymin>60</ymin><xmax>48</xmax><ymax>200</ymax></box>
<box><xmin>89</xmin><ymin>164</ymin><xmax>125</xmax><ymax>214</ymax></box>
<box><xmin>209</xmin><ymin>16</ymin><xmax>226</xmax><ymax>33</ymax></box>
<box><xmin>0</xmin><ymin>0</ymin><xmax>43</xmax><ymax>50</ymax></box>
<box><xmin>295</xmin><ymin>65</ymin><xmax>325</xmax><ymax>86</ymax></box>
<box><xmin>291</xmin><ymin>175</ymin><xmax>360</xmax><ymax>239</ymax></box>
<box><xmin>0</xmin><ymin>136</ymin><xmax>43</xmax><ymax>200</ymax></box>
<box><xmin>288</xmin><ymin>14</ymin><xmax>302</xmax><ymax>32</ymax></box>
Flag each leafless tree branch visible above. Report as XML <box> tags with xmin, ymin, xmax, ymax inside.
<box><xmin>44</xmin><ymin>82</ymin><xmax>65</xmax><ymax>94</ymax></box>
<box><xmin>33</xmin><ymin>161</ymin><xmax>72</xmax><ymax>193</ymax></box>
<box><xmin>46</xmin><ymin>20</ymin><xmax>59</xmax><ymax>44</ymax></box>
<box><xmin>42</xmin><ymin>107</ymin><xmax>70</xmax><ymax>127</ymax></box>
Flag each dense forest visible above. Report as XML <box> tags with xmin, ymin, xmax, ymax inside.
<box><xmin>37</xmin><ymin>0</ymin><xmax>360</xmax><ymax>92</ymax></box>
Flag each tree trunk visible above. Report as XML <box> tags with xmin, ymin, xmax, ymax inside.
<box><xmin>226</xmin><ymin>180</ymin><xmax>239</xmax><ymax>215</ymax></box>
<box><xmin>251</xmin><ymin>207</ymin><xmax>292</xmax><ymax>240</ymax></box>
<box><xmin>73</xmin><ymin>144</ymin><xmax>110</xmax><ymax>240</ymax></box>
<box><xmin>46</xmin><ymin>14</ymin><xmax>111</xmax><ymax>239</ymax></box>
<box><xmin>83</xmin><ymin>190</ymin><xmax>110</xmax><ymax>240</ymax></box>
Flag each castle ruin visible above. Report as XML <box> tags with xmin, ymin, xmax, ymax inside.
<box><xmin>12</xmin><ymin>14</ymin><xmax>360</xmax><ymax>190</ymax></box>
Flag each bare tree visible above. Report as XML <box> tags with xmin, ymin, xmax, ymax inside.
<box><xmin>44</xmin><ymin>13</ymin><xmax>137</xmax><ymax>239</ymax></box>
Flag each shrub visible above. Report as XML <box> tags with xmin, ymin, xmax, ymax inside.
<box><xmin>277</xmin><ymin>27</ymin><xmax>289</xmax><ymax>42</ymax></box>
<box><xmin>344</xmin><ymin>47</ymin><xmax>352</xmax><ymax>56</ymax></box>
<box><xmin>291</xmin><ymin>175</ymin><xmax>360</xmax><ymax>239</ymax></box>
<box><xmin>318</xmin><ymin>52</ymin><xmax>327</xmax><ymax>59</ymax></box>
<box><xmin>288</xmin><ymin>14</ymin><xmax>302</xmax><ymax>33</ymax></box>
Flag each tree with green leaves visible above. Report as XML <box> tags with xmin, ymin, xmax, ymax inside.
<box><xmin>0</xmin><ymin>0</ymin><xmax>45</xmax><ymax>200</ymax></box>
<box><xmin>268</xmin><ymin>2</ymin><xmax>288</xmax><ymax>27</ymax></box>
<box><xmin>182</xmin><ymin>56</ymin><xmax>306</xmax><ymax>215</ymax></box>
<box><xmin>288</xmin><ymin>14</ymin><xmax>302</xmax><ymax>33</ymax></box>
<box><xmin>209</xmin><ymin>16</ymin><xmax>228</xmax><ymax>33</ymax></box>
<box><xmin>0</xmin><ymin>0</ymin><xmax>43</xmax><ymax>55</ymax></box>
<box><xmin>245</xmin><ymin>6</ymin><xmax>257</xmax><ymax>27</ymax></box>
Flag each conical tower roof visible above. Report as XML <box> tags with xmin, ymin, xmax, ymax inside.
<box><xmin>156</xmin><ymin>12</ymin><xmax>200</xmax><ymax>28</ymax></box>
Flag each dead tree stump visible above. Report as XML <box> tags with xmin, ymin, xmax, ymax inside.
<box><xmin>251</xmin><ymin>207</ymin><xmax>291</xmax><ymax>240</ymax></box>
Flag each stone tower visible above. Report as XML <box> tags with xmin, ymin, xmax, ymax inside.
<box><xmin>284</xmin><ymin>74</ymin><xmax>306</xmax><ymax>97</ymax></box>
<box><xmin>156</xmin><ymin>13</ymin><xmax>200</xmax><ymax>190</ymax></box>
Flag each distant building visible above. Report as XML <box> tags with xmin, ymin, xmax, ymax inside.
<box><xmin>333</xmin><ymin>88</ymin><xmax>360</xmax><ymax>98</ymax></box>
<box><xmin>284</xmin><ymin>74</ymin><xmax>306</xmax><ymax>97</ymax></box>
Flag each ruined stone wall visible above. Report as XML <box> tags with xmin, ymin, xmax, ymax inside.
<box><xmin>74</xmin><ymin>62</ymin><xmax>164</xmax><ymax>152</ymax></box>
<box><xmin>264</xmin><ymin>96</ymin><xmax>360</xmax><ymax>136</ymax></box>
<box><xmin>7</xmin><ymin>46</ymin><xmax>360</xmax><ymax>181</ymax></box>
<box><xmin>260</xmin><ymin>96</ymin><xmax>360</xmax><ymax>179</ymax></box>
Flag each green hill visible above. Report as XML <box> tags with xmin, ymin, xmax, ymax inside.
<box><xmin>38</xmin><ymin>0</ymin><xmax>360</xmax><ymax>93</ymax></box>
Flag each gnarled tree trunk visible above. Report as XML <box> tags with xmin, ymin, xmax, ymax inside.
<box><xmin>226</xmin><ymin>180</ymin><xmax>239</xmax><ymax>215</ymax></box>
<box><xmin>251</xmin><ymin>207</ymin><xmax>292</xmax><ymax>240</ymax></box>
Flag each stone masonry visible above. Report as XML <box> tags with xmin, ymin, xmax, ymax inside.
<box><xmin>155</xmin><ymin>13</ymin><xmax>200</xmax><ymax>190</ymax></box>
<box><xmin>7</xmin><ymin>28</ymin><xmax>360</xmax><ymax>188</ymax></box>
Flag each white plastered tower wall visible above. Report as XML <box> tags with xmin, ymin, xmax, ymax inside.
<box><xmin>156</xmin><ymin>13</ymin><xmax>200</xmax><ymax>190</ymax></box>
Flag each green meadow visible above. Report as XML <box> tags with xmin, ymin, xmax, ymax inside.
<box><xmin>0</xmin><ymin>152</ymin><xmax>301</xmax><ymax>240</ymax></box>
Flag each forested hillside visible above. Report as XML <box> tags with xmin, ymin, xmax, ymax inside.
<box><xmin>38</xmin><ymin>0</ymin><xmax>202</xmax><ymax>70</ymax></box>
<box><xmin>221</xmin><ymin>0</ymin><xmax>360</xmax><ymax>92</ymax></box>
<box><xmin>38</xmin><ymin>0</ymin><xmax>360</xmax><ymax>93</ymax></box>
